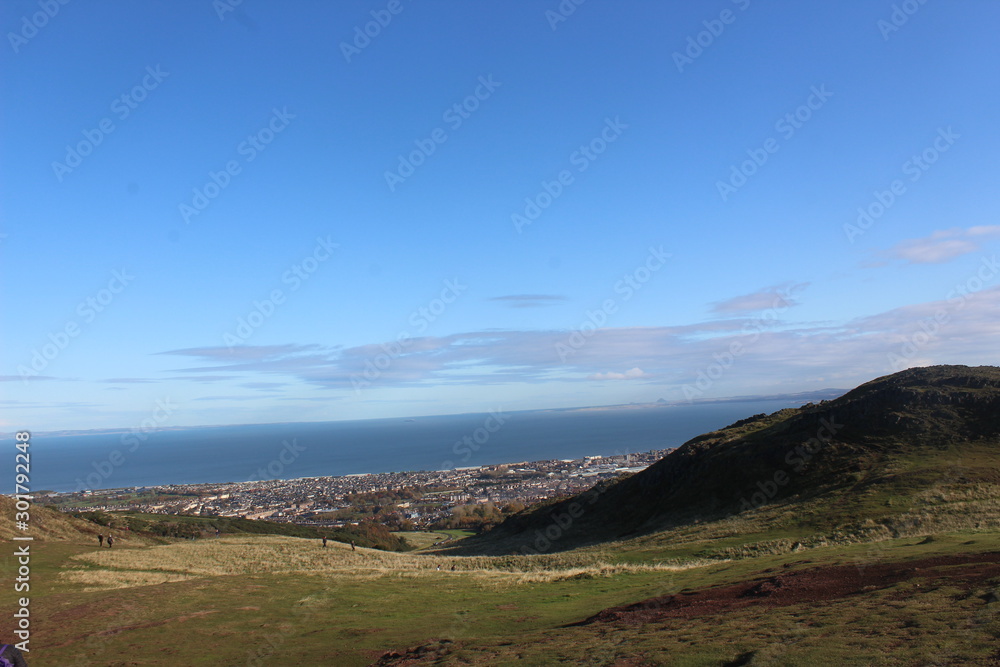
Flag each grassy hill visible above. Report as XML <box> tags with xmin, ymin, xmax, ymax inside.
<box><xmin>0</xmin><ymin>495</ymin><xmax>160</xmax><ymax>546</ymax></box>
<box><xmin>68</xmin><ymin>509</ymin><xmax>408</xmax><ymax>551</ymax></box>
<box><xmin>5</xmin><ymin>528</ymin><xmax>998</xmax><ymax>665</ymax></box>
<box><xmin>453</xmin><ymin>365</ymin><xmax>1000</xmax><ymax>555</ymax></box>
<box><xmin>3</xmin><ymin>365</ymin><xmax>998</xmax><ymax>665</ymax></box>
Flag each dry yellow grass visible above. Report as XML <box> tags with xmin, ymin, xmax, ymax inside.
<box><xmin>61</xmin><ymin>535</ymin><xmax>711</xmax><ymax>592</ymax></box>
<box><xmin>0</xmin><ymin>495</ymin><xmax>115</xmax><ymax>543</ymax></box>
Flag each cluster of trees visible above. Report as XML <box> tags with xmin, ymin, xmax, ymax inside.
<box><xmin>333</xmin><ymin>486</ymin><xmax>454</xmax><ymax>530</ymax></box>
<box><xmin>430</xmin><ymin>501</ymin><xmax>526</xmax><ymax>532</ymax></box>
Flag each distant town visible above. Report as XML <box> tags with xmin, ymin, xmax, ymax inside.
<box><xmin>42</xmin><ymin>450</ymin><xmax>669</xmax><ymax>531</ymax></box>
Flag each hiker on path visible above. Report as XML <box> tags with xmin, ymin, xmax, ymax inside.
<box><xmin>322</xmin><ymin>536</ymin><xmax>327</xmax><ymax>548</ymax></box>
<box><xmin>351</xmin><ymin>540</ymin><xmax>355</xmax><ymax>551</ymax></box>
<box><xmin>107</xmin><ymin>535</ymin><xmax>114</xmax><ymax>548</ymax></box>
<box><xmin>215</xmin><ymin>528</ymin><xmax>220</xmax><ymax>538</ymax></box>
<box><xmin>98</xmin><ymin>533</ymin><xmax>104</xmax><ymax>547</ymax></box>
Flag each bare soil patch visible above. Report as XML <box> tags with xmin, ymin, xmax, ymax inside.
<box><xmin>580</xmin><ymin>551</ymin><xmax>1000</xmax><ymax>625</ymax></box>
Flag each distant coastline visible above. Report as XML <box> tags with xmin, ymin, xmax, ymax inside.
<box><xmin>5</xmin><ymin>388</ymin><xmax>845</xmax><ymax>439</ymax></box>
<box><xmin>13</xmin><ymin>396</ymin><xmax>834</xmax><ymax>494</ymax></box>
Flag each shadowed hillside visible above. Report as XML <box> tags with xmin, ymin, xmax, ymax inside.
<box><xmin>455</xmin><ymin>365</ymin><xmax>1000</xmax><ymax>554</ymax></box>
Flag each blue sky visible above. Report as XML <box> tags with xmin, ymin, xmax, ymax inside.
<box><xmin>3</xmin><ymin>0</ymin><xmax>999</xmax><ymax>431</ymax></box>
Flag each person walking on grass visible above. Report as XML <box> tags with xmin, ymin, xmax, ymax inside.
<box><xmin>351</xmin><ymin>540</ymin><xmax>356</xmax><ymax>551</ymax></box>
<box><xmin>322</xmin><ymin>536</ymin><xmax>327</xmax><ymax>548</ymax></box>
<box><xmin>107</xmin><ymin>535</ymin><xmax>114</xmax><ymax>548</ymax></box>
<box><xmin>98</xmin><ymin>533</ymin><xmax>104</xmax><ymax>547</ymax></box>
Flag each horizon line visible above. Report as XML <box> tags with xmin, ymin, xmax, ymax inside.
<box><xmin>5</xmin><ymin>388</ymin><xmax>846</xmax><ymax>438</ymax></box>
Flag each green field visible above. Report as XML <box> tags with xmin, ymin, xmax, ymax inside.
<box><xmin>392</xmin><ymin>529</ymin><xmax>476</xmax><ymax>550</ymax></box>
<box><xmin>392</xmin><ymin>531</ymin><xmax>445</xmax><ymax>549</ymax></box>
<box><xmin>3</xmin><ymin>517</ymin><xmax>998</xmax><ymax>665</ymax></box>
<box><xmin>5</xmin><ymin>367</ymin><xmax>999</xmax><ymax>664</ymax></box>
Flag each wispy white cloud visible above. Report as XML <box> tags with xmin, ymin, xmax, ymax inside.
<box><xmin>710</xmin><ymin>283</ymin><xmax>808</xmax><ymax>314</ymax></box>
<box><xmin>489</xmin><ymin>294</ymin><xmax>568</xmax><ymax>308</ymax></box>
<box><xmin>968</xmin><ymin>226</ymin><xmax>1000</xmax><ymax>237</ymax></box>
<box><xmin>150</xmin><ymin>283</ymin><xmax>1000</xmax><ymax>402</ymax></box>
<box><xmin>193</xmin><ymin>395</ymin><xmax>274</xmax><ymax>402</ymax></box>
<box><xmin>587</xmin><ymin>367</ymin><xmax>647</xmax><ymax>380</ymax></box>
<box><xmin>164</xmin><ymin>375</ymin><xmax>239</xmax><ymax>384</ymax></box>
<box><xmin>101</xmin><ymin>377</ymin><xmax>157</xmax><ymax>384</ymax></box>
<box><xmin>884</xmin><ymin>226</ymin><xmax>1000</xmax><ymax>264</ymax></box>
<box><xmin>160</xmin><ymin>344</ymin><xmax>329</xmax><ymax>362</ymax></box>
<box><xmin>0</xmin><ymin>399</ymin><xmax>100</xmax><ymax>409</ymax></box>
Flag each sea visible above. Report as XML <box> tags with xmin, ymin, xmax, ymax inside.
<box><xmin>15</xmin><ymin>399</ymin><xmax>806</xmax><ymax>494</ymax></box>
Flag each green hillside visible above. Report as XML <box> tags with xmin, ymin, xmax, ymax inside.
<box><xmin>455</xmin><ymin>365</ymin><xmax>1000</xmax><ymax>555</ymax></box>
<box><xmin>69</xmin><ymin>509</ymin><xmax>408</xmax><ymax>551</ymax></box>
<box><xmin>2</xmin><ymin>365</ymin><xmax>998</xmax><ymax>665</ymax></box>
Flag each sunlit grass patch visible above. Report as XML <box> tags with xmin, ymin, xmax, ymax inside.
<box><xmin>60</xmin><ymin>534</ymin><xmax>720</xmax><ymax>592</ymax></box>
<box><xmin>65</xmin><ymin>569</ymin><xmax>195</xmax><ymax>591</ymax></box>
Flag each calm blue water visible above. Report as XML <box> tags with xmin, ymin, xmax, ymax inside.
<box><xmin>15</xmin><ymin>400</ymin><xmax>801</xmax><ymax>493</ymax></box>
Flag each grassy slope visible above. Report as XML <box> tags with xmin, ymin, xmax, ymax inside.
<box><xmin>390</xmin><ymin>529</ymin><xmax>474</xmax><ymax>550</ymax></box>
<box><xmin>423</xmin><ymin>533</ymin><xmax>1000</xmax><ymax>666</ymax></box>
<box><xmin>0</xmin><ymin>495</ymin><xmax>160</xmax><ymax>545</ymax></box>
<box><xmin>68</xmin><ymin>509</ymin><xmax>409</xmax><ymax>551</ymax></box>
<box><xmin>3</xmin><ymin>529</ymin><xmax>998</xmax><ymax>666</ymax></box>
<box><xmin>457</xmin><ymin>365</ymin><xmax>1000</xmax><ymax>555</ymax></box>
<box><xmin>4</xmin><ymin>366</ymin><xmax>999</xmax><ymax>664</ymax></box>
